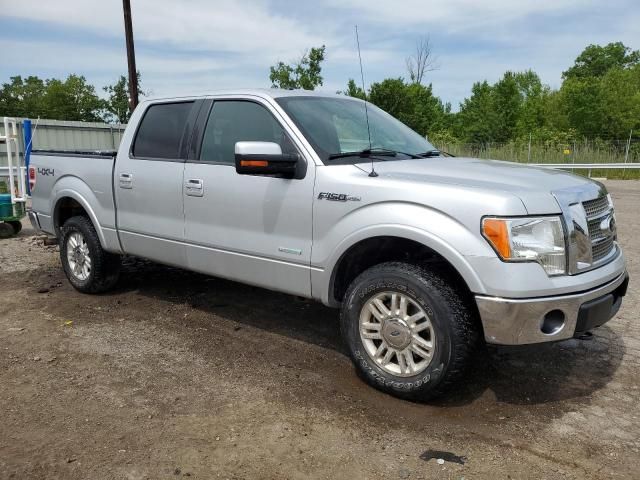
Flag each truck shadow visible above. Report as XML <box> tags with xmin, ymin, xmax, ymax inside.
<box><xmin>116</xmin><ymin>257</ymin><xmax>625</xmax><ymax>407</ymax></box>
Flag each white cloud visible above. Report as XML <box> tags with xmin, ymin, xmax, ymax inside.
<box><xmin>324</xmin><ymin>0</ymin><xmax>585</xmax><ymax>32</ymax></box>
<box><xmin>2</xmin><ymin>0</ymin><xmax>638</xmax><ymax>107</ymax></box>
<box><xmin>3</xmin><ymin>0</ymin><xmax>325</xmax><ymax>60</ymax></box>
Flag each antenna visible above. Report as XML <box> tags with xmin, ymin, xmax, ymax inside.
<box><xmin>355</xmin><ymin>25</ymin><xmax>377</xmax><ymax>177</ymax></box>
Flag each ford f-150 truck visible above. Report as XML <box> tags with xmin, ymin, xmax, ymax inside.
<box><xmin>28</xmin><ymin>89</ymin><xmax>629</xmax><ymax>400</ymax></box>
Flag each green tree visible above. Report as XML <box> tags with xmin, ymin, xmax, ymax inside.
<box><xmin>41</xmin><ymin>74</ymin><xmax>105</xmax><ymax>122</ymax></box>
<box><xmin>103</xmin><ymin>72</ymin><xmax>144</xmax><ymax>123</ymax></box>
<box><xmin>598</xmin><ymin>64</ymin><xmax>640</xmax><ymax>138</ymax></box>
<box><xmin>342</xmin><ymin>79</ymin><xmax>366</xmax><ymax>100</ymax></box>
<box><xmin>557</xmin><ymin>43</ymin><xmax>640</xmax><ymax>138</ymax></box>
<box><xmin>0</xmin><ymin>74</ymin><xmax>105</xmax><ymax>121</ymax></box>
<box><xmin>366</xmin><ymin>78</ymin><xmax>448</xmax><ymax>137</ymax></box>
<box><xmin>0</xmin><ymin>75</ymin><xmax>47</xmax><ymax>118</ymax></box>
<box><xmin>456</xmin><ymin>80</ymin><xmax>499</xmax><ymax>143</ymax></box>
<box><xmin>563</xmin><ymin>42</ymin><xmax>640</xmax><ymax>79</ymax></box>
<box><xmin>269</xmin><ymin>45</ymin><xmax>326</xmax><ymax>90</ymax></box>
<box><xmin>368</xmin><ymin>78</ymin><xmax>412</xmax><ymax>120</ymax></box>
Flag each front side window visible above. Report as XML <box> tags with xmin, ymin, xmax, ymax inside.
<box><xmin>199</xmin><ymin>100</ymin><xmax>296</xmax><ymax>164</ymax></box>
<box><xmin>132</xmin><ymin>102</ymin><xmax>194</xmax><ymax>159</ymax></box>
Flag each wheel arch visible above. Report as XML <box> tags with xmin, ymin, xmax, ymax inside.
<box><xmin>321</xmin><ymin>226</ymin><xmax>486</xmax><ymax>308</ymax></box>
<box><xmin>53</xmin><ymin>190</ymin><xmax>106</xmax><ymax>248</ymax></box>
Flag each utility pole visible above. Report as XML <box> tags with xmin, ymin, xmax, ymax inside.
<box><xmin>122</xmin><ymin>0</ymin><xmax>139</xmax><ymax>112</ymax></box>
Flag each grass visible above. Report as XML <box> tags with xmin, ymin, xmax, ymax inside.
<box><xmin>436</xmin><ymin>141</ymin><xmax>640</xmax><ymax>180</ymax></box>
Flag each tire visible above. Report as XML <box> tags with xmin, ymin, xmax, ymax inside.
<box><xmin>60</xmin><ymin>216</ymin><xmax>121</xmax><ymax>293</ymax></box>
<box><xmin>340</xmin><ymin>261</ymin><xmax>479</xmax><ymax>401</ymax></box>
<box><xmin>7</xmin><ymin>220</ymin><xmax>22</xmax><ymax>234</ymax></box>
<box><xmin>0</xmin><ymin>222</ymin><xmax>14</xmax><ymax>238</ymax></box>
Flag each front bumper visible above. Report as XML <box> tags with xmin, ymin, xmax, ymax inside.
<box><xmin>476</xmin><ymin>271</ymin><xmax>629</xmax><ymax>345</ymax></box>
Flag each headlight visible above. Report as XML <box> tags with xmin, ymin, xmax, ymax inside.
<box><xmin>482</xmin><ymin>216</ymin><xmax>566</xmax><ymax>275</ymax></box>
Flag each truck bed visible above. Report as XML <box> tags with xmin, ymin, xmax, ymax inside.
<box><xmin>29</xmin><ymin>149</ymin><xmax>118</xmax><ymax>246</ymax></box>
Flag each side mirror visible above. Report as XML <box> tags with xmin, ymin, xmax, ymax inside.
<box><xmin>234</xmin><ymin>141</ymin><xmax>299</xmax><ymax>177</ymax></box>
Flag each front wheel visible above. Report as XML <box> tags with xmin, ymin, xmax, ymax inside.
<box><xmin>340</xmin><ymin>262</ymin><xmax>479</xmax><ymax>401</ymax></box>
<box><xmin>60</xmin><ymin>216</ymin><xmax>121</xmax><ymax>293</ymax></box>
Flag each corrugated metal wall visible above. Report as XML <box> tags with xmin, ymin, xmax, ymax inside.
<box><xmin>0</xmin><ymin>118</ymin><xmax>126</xmax><ymax>167</ymax></box>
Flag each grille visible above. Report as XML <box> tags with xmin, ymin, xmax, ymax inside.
<box><xmin>583</xmin><ymin>196</ymin><xmax>615</xmax><ymax>263</ymax></box>
<box><xmin>588</xmin><ymin>218</ymin><xmax>606</xmax><ymax>240</ymax></box>
<box><xmin>583</xmin><ymin>196</ymin><xmax>609</xmax><ymax>218</ymax></box>
<box><xmin>592</xmin><ymin>237</ymin><xmax>615</xmax><ymax>262</ymax></box>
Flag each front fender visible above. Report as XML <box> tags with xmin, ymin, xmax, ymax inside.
<box><xmin>311</xmin><ymin>201</ymin><xmax>494</xmax><ymax>305</ymax></box>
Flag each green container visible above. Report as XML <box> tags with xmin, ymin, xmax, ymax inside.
<box><xmin>0</xmin><ymin>193</ymin><xmax>25</xmax><ymax>222</ymax></box>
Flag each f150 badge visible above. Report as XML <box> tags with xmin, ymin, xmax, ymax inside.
<box><xmin>318</xmin><ymin>192</ymin><xmax>361</xmax><ymax>202</ymax></box>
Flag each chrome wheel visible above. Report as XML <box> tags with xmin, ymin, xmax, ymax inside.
<box><xmin>66</xmin><ymin>232</ymin><xmax>92</xmax><ymax>281</ymax></box>
<box><xmin>359</xmin><ymin>291</ymin><xmax>436</xmax><ymax>377</ymax></box>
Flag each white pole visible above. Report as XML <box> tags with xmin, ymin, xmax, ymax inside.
<box><xmin>624</xmin><ymin>130</ymin><xmax>632</xmax><ymax>163</ymax></box>
<box><xmin>527</xmin><ymin>132</ymin><xmax>532</xmax><ymax>163</ymax></box>
<box><xmin>4</xmin><ymin>117</ymin><xmax>16</xmax><ymax>203</ymax></box>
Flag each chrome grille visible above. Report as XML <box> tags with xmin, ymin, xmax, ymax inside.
<box><xmin>583</xmin><ymin>196</ymin><xmax>609</xmax><ymax>218</ymax></box>
<box><xmin>583</xmin><ymin>196</ymin><xmax>615</xmax><ymax>263</ymax></box>
<box><xmin>588</xmin><ymin>218</ymin><xmax>606</xmax><ymax>240</ymax></box>
<box><xmin>592</xmin><ymin>237</ymin><xmax>615</xmax><ymax>261</ymax></box>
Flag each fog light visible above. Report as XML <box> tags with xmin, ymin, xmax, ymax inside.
<box><xmin>541</xmin><ymin>310</ymin><xmax>565</xmax><ymax>335</ymax></box>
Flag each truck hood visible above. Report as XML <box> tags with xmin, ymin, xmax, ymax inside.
<box><xmin>365</xmin><ymin>156</ymin><xmax>597</xmax><ymax>214</ymax></box>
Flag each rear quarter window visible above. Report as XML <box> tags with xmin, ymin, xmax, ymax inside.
<box><xmin>132</xmin><ymin>102</ymin><xmax>194</xmax><ymax>159</ymax></box>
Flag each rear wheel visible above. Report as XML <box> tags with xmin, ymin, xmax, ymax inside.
<box><xmin>340</xmin><ymin>262</ymin><xmax>479</xmax><ymax>401</ymax></box>
<box><xmin>60</xmin><ymin>216</ymin><xmax>120</xmax><ymax>293</ymax></box>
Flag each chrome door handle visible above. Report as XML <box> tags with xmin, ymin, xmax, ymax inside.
<box><xmin>185</xmin><ymin>178</ymin><xmax>204</xmax><ymax>197</ymax></box>
<box><xmin>119</xmin><ymin>172</ymin><xmax>133</xmax><ymax>189</ymax></box>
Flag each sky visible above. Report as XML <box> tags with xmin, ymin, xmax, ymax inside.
<box><xmin>1</xmin><ymin>0</ymin><xmax>638</xmax><ymax>110</ymax></box>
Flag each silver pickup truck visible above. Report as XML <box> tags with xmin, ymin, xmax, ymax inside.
<box><xmin>28</xmin><ymin>89</ymin><xmax>629</xmax><ymax>400</ymax></box>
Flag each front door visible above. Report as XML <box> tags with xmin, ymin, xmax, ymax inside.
<box><xmin>183</xmin><ymin>98</ymin><xmax>315</xmax><ymax>296</ymax></box>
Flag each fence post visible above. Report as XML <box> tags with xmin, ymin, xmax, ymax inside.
<box><xmin>625</xmin><ymin>130</ymin><xmax>632</xmax><ymax>163</ymax></box>
<box><xmin>527</xmin><ymin>132</ymin><xmax>531</xmax><ymax>163</ymax></box>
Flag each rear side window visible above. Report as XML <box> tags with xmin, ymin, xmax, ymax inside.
<box><xmin>132</xmin><ymin>102</ymin><xmax>194</xmax><ymax>159</ymax></box>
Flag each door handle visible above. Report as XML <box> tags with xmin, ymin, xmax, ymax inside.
<box><xmin>185</xmin><ymin>178</ymin><xmax>204</xmax><ymax>197</ymax></box>
<box><xmin>119</xmin><ymin>172</ymin><xmax>133</xmax><ymax>189</ymax></box>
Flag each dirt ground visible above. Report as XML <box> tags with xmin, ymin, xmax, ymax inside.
<box><xmin>0</xmin><ymin>180</ymin><xmax>638</xmax><ymax>480</ymax></box>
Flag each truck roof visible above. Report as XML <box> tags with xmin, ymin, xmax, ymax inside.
<box><xmin>141</xmin><ymin>88</ymin><xmax>355</xmax><ymax>104</ymax></box>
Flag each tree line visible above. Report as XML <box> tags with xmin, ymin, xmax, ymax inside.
<box><xmin>0</xmin><ymin>73</ymin><xmax>142</xmax><ymax>124</ymax></box>
<box><xmin>1</xmin><ymin>41</ymin><xmax>638</xmax><ymax>147</ymax></box>
<box><xmin>270</xmin><ymin>41</ymin><xmax>640</xmax><ymax>146</ymax></box>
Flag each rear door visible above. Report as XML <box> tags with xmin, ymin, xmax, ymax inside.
<box><xmin>115</xmin><ymin>100</ymin><xmax>200</xmax><ymax>266</ymax></box>
<box><xmin>182</xmin><ymin>97</ymin><xmax>315</xmax><ymax>296</ymax></box>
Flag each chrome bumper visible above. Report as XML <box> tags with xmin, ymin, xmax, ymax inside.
<box><xmin>476</xmin><ymin>271</ymin><xmax>629</xmax><ymax>345</ymax></box>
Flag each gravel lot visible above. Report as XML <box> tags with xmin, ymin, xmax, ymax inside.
<box><xmin>0</xmin><ymin>180</ymin><xmax>638</xmax><ymax>480</ymax></box>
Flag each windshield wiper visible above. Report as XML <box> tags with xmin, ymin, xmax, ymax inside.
<box><xmin>328</xmin><ymin>147</ymin><xmax>424</xmax><ymax>160</ymax></box>
<box><xmin>417</xmin><ymin>149</ymin><xmax>442</xmax><ymax>157</ymax></box>
<box><xmin>328</xmin><ymin>147</ymin><xmax>397</xmax><ymax>160</ymax></box>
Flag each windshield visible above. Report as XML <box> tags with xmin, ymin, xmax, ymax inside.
<box><xmin>275</xmin><ymin>96</ymin><xmax>436</xmax><ymax>164</ymax></box>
